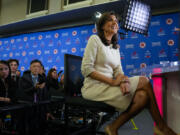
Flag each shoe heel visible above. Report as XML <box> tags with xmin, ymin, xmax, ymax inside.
<box><xmin>154</xmin><ymin>127</ymin><xmax>164</xmax><ymax>135</ymax></box>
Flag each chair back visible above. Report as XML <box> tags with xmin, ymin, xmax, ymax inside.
<box><xmin>64</xmin><ymin>54</ymin><xmax>84</xmax><ymax>97</ymax></box>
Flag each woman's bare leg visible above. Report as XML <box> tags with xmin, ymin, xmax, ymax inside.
<box><xmin>105</xmin><ymin>89</ymin><xmax>149</xmax><ymax>135</ymax></box>
<box><xmin>105</xmin><ymin>76</ymin><xmax>177</xmax><ymax>135</ymax></box>
<box><xmin>137</xmin><ymin>77</ymin><xmax>176</xmax><ymax>135</ymax></box>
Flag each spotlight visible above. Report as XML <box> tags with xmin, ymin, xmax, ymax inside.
<box><xmin>95</xmin><ymin>11</ymin><xmax>102</xmax><ymax>19</ymax></box>
<box><xmin>93</xmin><ymin>11</ymin><xmax>102</xmax><ymax>24</ymax></box>
<box><xmin>121</xmin><ymin>0</ymin><xmax>151</xmax><ymax>35</ymax></box>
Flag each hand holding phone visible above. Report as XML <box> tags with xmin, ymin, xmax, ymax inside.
<box><xmin>58</xmin><ymin>70</ymin><xmax>63</xmax><ymax>77</ymax></box>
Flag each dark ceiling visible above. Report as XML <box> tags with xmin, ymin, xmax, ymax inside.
<box><xmin>0</xmin><ymin>0</ymin><xmax>179</xmax><ymax>37</ymax></box>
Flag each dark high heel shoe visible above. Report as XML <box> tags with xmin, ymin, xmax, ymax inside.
<box><xmin>105</xmin><ymin>125</ymin><xmax>117</xmax><ymax>135</ymax></box>
<box><xmin>105</xmin><ymin>126</ymin><xmax>112</xmax><ymax>135</ymax></box>
<box><xmin>154</xmin><ymin>126</ymin><xmax>180</xmax><ymax>135</ymax></box>
<box><xmin>154</xmin><ymin>126</ymin><xmax>164</xmax><ymax>135</ymax></box>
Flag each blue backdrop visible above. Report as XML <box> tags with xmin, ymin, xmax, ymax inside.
<box><xmin>0</xmin><ymin>12</ymin><xmax>179</xmax><ymax>76</ymax></box>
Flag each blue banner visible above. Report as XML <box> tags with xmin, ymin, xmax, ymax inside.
<box><xmin>0</xmin><ymin>13</ymin><xmax>179</xmax><ymax>76</ymax></box>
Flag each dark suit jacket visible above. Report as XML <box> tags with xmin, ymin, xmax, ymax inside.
<box><xmin>18</xmin><ymin>70</ymin><xmax>50</xmax><ymax>102</ymax></box>
<box><xmin>0</xmin><ymin>78</ymin><xmax>17</xmax><ymax>105</ymax></box>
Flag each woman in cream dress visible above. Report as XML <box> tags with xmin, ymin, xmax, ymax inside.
<box><xmin>81</xmin><ymin>12</ymin><xmax>177</xmax><ymax>135</ymax></box>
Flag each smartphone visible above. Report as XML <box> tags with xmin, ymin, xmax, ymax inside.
<box><xmin>58</xmin><ymin>70</ymin><xmax>63</xmax><ymax>76</ymax></box>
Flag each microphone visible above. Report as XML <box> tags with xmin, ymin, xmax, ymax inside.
<box><xmin>118</xmin><ymin>31</ymin><xmax>128</xmax><ymax>35</ymax></box>
<box><xmin>118</xmin><ymin>31</ymin><xmax>128</xmax><ymax>39</ymax></box>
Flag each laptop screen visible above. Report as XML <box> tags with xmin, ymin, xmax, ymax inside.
<box><xmin>64</xmin><ymin>54</ymin><xmax>84</xmax><ymax>97</ymax></box>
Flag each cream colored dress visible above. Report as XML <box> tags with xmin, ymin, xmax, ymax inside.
<box><xmin>81</xmin><ymin>35</ymin><xmax>139</xmax><ymax>111</ymax></box>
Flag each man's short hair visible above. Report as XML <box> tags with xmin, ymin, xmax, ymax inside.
<box><xmin>8</xmin><ymin>59</ymin><xmax>19</xmax><ymax>66</ymax></box>
<box><xmin>30</xmin><ymin>59</ymin><xmax>43</xmax><ymax>66</ymax></box>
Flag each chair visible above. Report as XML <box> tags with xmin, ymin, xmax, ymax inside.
<box><xmin>64</xmin><ymin>54</ymin><xmax>138</xmax><ymax>135</ymax></box>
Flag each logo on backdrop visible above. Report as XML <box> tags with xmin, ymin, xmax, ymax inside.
<box><xmin>158</xmin><ymin>28</ymin><xmax>165</xmax><ymax>36</ymax></box>
<box><xmin>152</xmin><ymin>41</ymin><xmax>161</xmax><ymax>47</ymax></box>
<box><xmin>19</xmin><ymin>44</ymin><xmax>23</xmax><ymax>49</ymax></box>
<box><xmin>120</xmin><ymin>51</ymin><xmax>125</xmax><ymax>59</ymax></box>
<box><xmin>11</xmin><ymin>39</ymin><xmax>15</xmax><ymax>44</ymax></box>
<box><xmin>29</xmin><ymin>51</ymin><xmax>34</xmax><ymax>55</ymax></box>
<box><xmin>65</xmin><ymin>38</ymin><xmax>71</xmax><ymax>45</ymax></box>
<box><xmin>62</xmin><ymin>32</ymin><xmax>68</xmax><ymax>37</ymax></box>
<box><xmin>30</xmin><ymin>36</ymin><xmax>36</xmax><ymax>40</ymax></box>
<box><xmin>44</xmin><ymin>50</ymin><xmax>50</xmax><ymax>55</ymax></box>
<box><xmin>131</xmin><ymin>51</ymin><xmax>139</xmax><ymax>59</ymax></box>
<box><xmin>24</xmin><ymin>37</ymin><xmax>28</xmax><ymax>42</ymax></box>
<box><xmin>151</xmin><ymin>21</ymin><xmax>160</xmax><ymax>26</ymax></box>
<box><xmin>4</xmin><ymin>40</ymin><xmax>8</xmax><ymax>44</ymax></box>
<box><xmin>57</xmin><ymin>40</ymin><xmax>61</xmax><ymax>46</ymax></box>
<box><xmin>20</xmin><ymin>66</ymin><xmax>25</xmax><ymax>71</ymax></box>
<box><xmin>139</xmin><ymin>42</ymin><xmax>146</xmax><ymax>48</ymax></box>
<box><xmin>45</xmin><ymin>34</ymin><xmax>51</xmax><ymax>39</ymax></box>
<box><xmin>126</xmin><ymin>64</ymin><xmax>134</xmax><ymax>70</ymax></box>
<box><xmin>40</xmin><ymin>42</ymin><xmax>45</xmax><ymax>48</ymax></box>
<box><xmin>61</xmin><ymin>49</ymin><xmax>68</xmax><ymax>53</ymax></box>
<box><xmin>131</xmin><ymin>32</ymin><xmax>138</xmax><ymax>39</ymax></box>
<box><xmin>167</xmin><ymin>39</ymin><xmax>174</xmax><ymax>46</ymax></box>
<box><xmin>47</xmin><ymin>56</ymin><xmax>52</xmax><ymax>63</ymax></box>
<box><xmin>6</xmin><ymin>45</ymin><xmax>10</xmax><ymax>51</ymax></box>
<box><xmin>37</xmin><ymin>50</ymin><xmax>41</xmax><ymax>55</ymax></box>
<box><xmin>54</xmin><ymin>33</ymin><xmax>59</xmax><ymax>38</ymax></box>
<box><xmin>75</xmin><ymin>38</ymin><xmax>80</xmax><ymax>44</ymax></box>
<box><xmin>22</xmin><ymin>51</ymin><xmax>26</xmax><ymax>56</ymax></box>
<box><xmin>173</xmin><ymin>48</ymin><xmax>179</xmax><ymax>56</ymax></box>
<box><xmin>3</xmin><ymin>54</ymin><xmax>7</xmax><ymax>58</ymax></box>
<box><xmin>25</xmin><ymin>43</ymin><xmax>29</xmax><ymax>49</ymax></box>
<box><xmin>53</xmin><ymin>49</ymin><xmax>58</xmax><ymax>54</ymax></box>
<box><xmin>145</xmin><ymin>50</ymin><xmax>151</xmax><ymax>58</ymax></box>
<box><xmin>15</xmin><ymin>52</ymin><xmax>20</xmax><ymax>57</ymax></box>
<box><xmin>12</xmin><ymin>45</ymin><xmax>16</xmax><ymax>50</ymax></box>
<box><xmin>56</xmin><ymin>56</ymin><xmax>60</xmax><ymax>63</ymax></box>
<box><xmin>125</xmin><ymin>44</ymin><xmax>134</xmax><ymax>49</ymax></box>
<box><xmin>38</xmin><ymin>35</ymin><xmax>43</xmax><ymax>40</ymax></box>
<box><xmin>48</xmin><ymin>40</ymin><xmax>53</xmax><ymax>47</ymax></box>
<box><xmin>166</xmin><ymin>18</ymin><xmax>173</xmax><ymax>25</ymax></box>
<box><xmin>9</xmin><ymin>52</ymin><xmax>13</xmax><ymax>57</ymax></box>
<box><xmin>33</xmin><ymin>42</ymin><xmax>38</xmax><ymax>48</ymax></box>
<box><xmin>159</xmin><ymin>49</ymin><xmax>167</xmax><ymax>57</ymax></box>
<box><xmin>92</xmin><ymin>28</ymin><xmax>97</xmax><ymax>33</ymax></box>
<box><xmin>85</xmin><ymin>36</ymin><xmax>90</xmax><ymax>43</ymax></box>
<box><xmin>16</xmin><ymin>38</ymin><xmax>21</xmax><ymax>42</ymax></box>
<box><xmin>72</xmin><ymin>31</ymin><xmax>77</xmax><ymax>36</ymax></box>
<box><xmin>71</xmin><ymin>48</ymin><xmax>76</xmax><ymax>53</ymax></box>
<box><xmin>140</xmin><ymin>63</ymin><xmax>147</xmax><ymax>68</ymax></box>
<box><xmin>81</xmin><ymin>30</ymin><xmax>88</xmax><ymax>34</ymax></box>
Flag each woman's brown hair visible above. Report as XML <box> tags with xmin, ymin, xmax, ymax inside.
<box><xmin>96</xmin><ymin>11</ymin><xmax>119</xmax><ymax>49</ymax></box>
<box><xmin>47</xmin><ymin>68</ymin><xmax>56</xmax><ymax>78</ymax></box>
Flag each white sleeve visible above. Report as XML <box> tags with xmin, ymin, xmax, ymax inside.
<box><xmin>81</xmin><ymin>35</ymin><xmax>98</xmax><ymax>77</ymax></box>
<box><xmin>113</xmin><ymin>50</ymin><xmax>124</xmax><ymax>78</ymax></box>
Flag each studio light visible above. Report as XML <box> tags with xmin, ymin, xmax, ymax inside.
<box><xmin>93</xmin><ymin>11</ymin><xmax>102</xmax><ymax>24</ymax></box>
<box><xmin>121</xmin><ymin>0</ymin><xmax>151</xmax><ymax>35</ymax></box>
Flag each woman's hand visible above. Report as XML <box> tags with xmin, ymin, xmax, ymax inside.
<box><xmin>35</xmin><ymin>82</ymin><xmax>46</xmax><ymax>89</ymax></box>
<box><xmin>120</xmin><ymin>82</ymin><xmax>130</xmax><ymax>95</ymax></box>
<box><xmin>111</xmin><ymin>75</ymin><xmax>129</xmax><ymax>86</ymax></box>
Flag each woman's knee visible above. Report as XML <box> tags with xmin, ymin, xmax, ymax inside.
<box><xmin>134</xmin><ymin>90</ymin><xmax>149</xmax><ymax>104</ymax></box>
<box><xmin>137</xmin><ymin>76</ymin><xmax>150</xmax><ymax>90</ymax></box>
